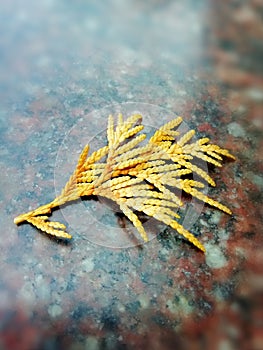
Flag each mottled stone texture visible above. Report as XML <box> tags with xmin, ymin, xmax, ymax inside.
<box><xmin>0</xmin><ymin>1</ymin><xmax>262</xmax><ymax>349</ymax></box>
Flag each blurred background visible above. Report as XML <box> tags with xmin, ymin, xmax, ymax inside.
<box><xmin>0</xmin><ymin>1</ymin><xmax>262</xmax><ymax>349</ymax></box>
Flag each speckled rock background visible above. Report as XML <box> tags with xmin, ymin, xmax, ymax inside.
<box><xmin>0</xmin><ymin>1</ymin><xmax>262</xmax><ymax>350</ymax></box>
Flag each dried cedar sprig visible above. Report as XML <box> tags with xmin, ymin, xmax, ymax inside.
<box><xmin>14</xmin><ymin>114</ymin><xmax>235</xmax><ymax>252</ymax></box>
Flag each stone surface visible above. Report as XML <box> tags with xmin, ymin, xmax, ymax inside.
<box><xmin>0</xmin><ymin>1</ymin><xmax>262</xmax><ymax>349</ymax></box>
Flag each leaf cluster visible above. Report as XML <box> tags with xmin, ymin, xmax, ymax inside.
<box><xmin>14</xmin><ymin>114</ymin><xmax>235</xmax><ymax>252</ymax></box>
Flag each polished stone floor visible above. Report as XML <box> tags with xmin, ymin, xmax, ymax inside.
<box><xmin>0</xmin><ymin>1</ymin><xmax>262</xmax><ymax>349</ymax></box>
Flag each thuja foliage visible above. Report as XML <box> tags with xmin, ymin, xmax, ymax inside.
<box><xmin>14</xmin><ymin>114</ymin><xmax>235</xmax><ymax>252</ymax></box>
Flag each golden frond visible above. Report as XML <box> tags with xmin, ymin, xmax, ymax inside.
<box><xmin>118</xmin><ymin>202</ymin><xmax>148</xmax><ymax>242</ymax></box>
<box><xmin>14</xmin><ymin>114</ymin><xmax>235</xmax><ymax>253</ymax></box>
<box><xmin>27</xmin><ymin>216</ymin><xmax>71</xmax><ymax>239</ymax></box>
<box><xmin>149</xmin><ymin>116</ymin><xmax>182</xmax><ymax>144</ymax></box>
